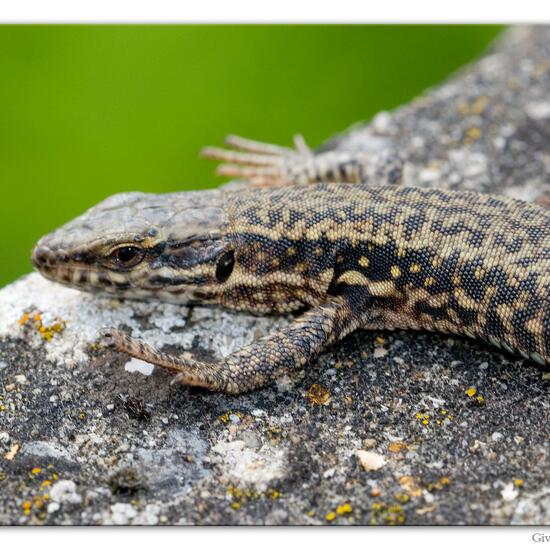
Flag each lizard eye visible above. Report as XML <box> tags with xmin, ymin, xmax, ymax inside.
<box><xmin>111</xmin><ymin>246</ymin><xmax>145</xmax><ymax>267</ymax></box>
<box><xmin>215</xmin><ymin>250</ymin><xmax>235</xmax><ymax>283</ymax></box>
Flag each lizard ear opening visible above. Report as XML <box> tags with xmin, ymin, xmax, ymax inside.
<box><xmin>215</xmin><ymin>250</ymin><xmax>235</xmax><ymax>283</ymax></box>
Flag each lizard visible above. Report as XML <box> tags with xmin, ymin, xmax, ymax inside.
<box><xmin>31</xmin><ymin>133</ymin><xmax>550</xmax><ymax>394</ymax></box>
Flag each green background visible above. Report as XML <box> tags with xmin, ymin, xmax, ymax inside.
<box><xmin>0</xmin><ymin>25</ymin><xmax>503</xmax><ymax>287</ymax></box>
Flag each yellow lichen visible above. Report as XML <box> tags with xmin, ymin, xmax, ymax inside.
<box><xmin>218</xmin><ymin>410</ymin><xmax>243</xmax><ymax>424</ymax></box>
<box><xmin>465</xmin><ymin>387</ymin><xmax>477</xmax><ymax>397</ymax></box>
<box><xmin>19</xmin><ymin>310</ymin><xmax>66</xmax><ymax>341</ymax></box>
<box><xmin>388</xmin><ymin>441</ymin><xmax>407</xmax><ymax>453</ymax></box>
<box><xmin>336</xmin><ymin>503</ymin><xmax>352</xmax><ymax>515</ymax></box>
<box><xmin>465</xmin><ymin>127</ymin><xmax>481</xmax><ymax>141</ymax></box>
<box><xmin>370</xmin><ymin>502</ymin><xmax>406</xmax><ymax>525</ymax></box>
<box><xmin>306</xmin><ymin>383</ymin><xmax>331</xmax><ymax>405</ymax></box>
<box><xmin>325</xmin><ymin>511</ymin><xmax>336</xmax><ymax>522</ymax></box>
<box><xmin>266</xmin><ymin>489</ymin><xmax>281</xmax><ymax>500</ymax></box>
<box><xmin>399</xmin><ymin>476</ymin><xmax>423</xmax><ymax>498</ymax></box>
<box><xmin>514</xmin><ymin>478</ymin><xmax>524</xmax><ymax>488</ymax></box>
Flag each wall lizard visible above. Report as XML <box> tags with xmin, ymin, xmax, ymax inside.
<box><xmin>32</xmin><ymin>134</ymin><xmax>550</xmax><ymax>393</ymax></box>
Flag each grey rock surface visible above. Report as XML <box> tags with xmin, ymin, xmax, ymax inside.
<box><xmin>0</xmin><ymin>26</ymin><xmax>549</xmax><ymax>525</ymax></box>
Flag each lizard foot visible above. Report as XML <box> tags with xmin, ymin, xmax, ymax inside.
<box><xmin>202</xmin><ymin>133</ymin><xmax>403</xmax><ymax>187</ymax></box>
<box><xmin>201</xmin><ymin>134</ymin><xmax>314</xmax><ymax>187</ymax></box>
<box><xmin>97</xmin><ymin>327</ymin><xmax>227</xmax><ymax>390</ymax></box>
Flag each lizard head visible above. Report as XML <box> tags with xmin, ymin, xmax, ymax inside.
<box><xmin>32</xmin><ymin>190</ymin><xmax>235</xmax><ymax>304</ymax></box>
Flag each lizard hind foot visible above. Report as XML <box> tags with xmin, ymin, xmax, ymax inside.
<box><xmin>201</xmin><ymin>133</ymin><xmax>313</xmax><ymax>187</ymax></box>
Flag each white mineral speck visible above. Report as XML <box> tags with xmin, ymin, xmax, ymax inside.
<box><xmin>14</xmin><ymin>374</ymin><xmax>27</xmax><ymax>385</ymax></box>
<box><xmin>501</xmin><ymin>483</ymin><xmax>518</xmax><ymax>502</ymax></box>
<box><xmin>356</xmin><ymin>450</ymin><xmax>386</xmax><ymax>471</ymax></box>
<box><xmin>525</xmin><ymin>101</ymin><xmax>550</xmax><ymax>120</ymax></box>
<box><xmin>110</xmin><ymin>502</ymin><xmax>137</xmax><ymax>525</ymax></box>
<box><xmin>47</xmin><ymin>502</ymin><xmax>60</xmax><ymax>514</ymax></box>
<box><xmin>50</xmin><ymin>480</ymin><xmax>82</xmax><ymax>505</ymax></box>
<box><xmin>124</xmin><ymin>358</ymin><xmax>155</xmax><ymax>376</ymax></box>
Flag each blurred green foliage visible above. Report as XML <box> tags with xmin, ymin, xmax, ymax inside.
<box><xmin>0</xmin><ymin>25</ymin><xmax>503</xmax><ymax>287</ymax></box>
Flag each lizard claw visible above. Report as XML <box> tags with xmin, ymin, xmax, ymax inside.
<box><xmin>170</xmin><ymin>372</ymin><xmax>186</xmax><ymax>386</ymax></box>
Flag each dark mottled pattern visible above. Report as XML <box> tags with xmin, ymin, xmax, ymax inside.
<box><xmin>225</xmin><ymin>184</ymin><xmax>550</xmax><ymax>366</ymax></box>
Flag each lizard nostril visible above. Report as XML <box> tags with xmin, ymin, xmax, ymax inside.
<box><xmin>32</xmin><ymin>246</ymin><xmax>54</xmax><ymax>268</ymax></box>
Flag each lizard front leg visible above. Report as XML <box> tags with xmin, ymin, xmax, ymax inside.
<box><xmin>201</xmin><ymin>134</ymin><xmax>402</xmax><ymax>188</ymax></box>
<box><xmin>99</xmin><ymin>296</ymin><xmax>361</xmax><ymax>395</ymax></box>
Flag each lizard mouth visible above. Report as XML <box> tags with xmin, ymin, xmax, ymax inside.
<box><xmin>31</xmin><ymin>244</ymin><xmax>89</xmax><ymax>287</ymax></box>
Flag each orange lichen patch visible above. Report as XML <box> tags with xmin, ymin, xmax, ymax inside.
<box><xmin>306</xmin><ymin>383</ymin><xmax>331</xmax><ymax>405</ymax></box>
<box><xmin>19</xmin><ymin>310</ymin><xmax>66</xmax><ymax>342</ymax></box>
<box><xmin>22</xmin><ymin>500</ymin><xmax>32</xmax><ymax>515</ymax></box>
<box><xmin>399</xmin><ymin>476</ymin><xmax>423</xmax><ymax>498</ymax></box>
<box><xmin>18</xmin><ymin>313</ymin><xmax>30</xmax><ymax>326</ymax></box>
<box><xmin>388</xmin><ymin>441</ymin><xmax>408</xmax><ymax>453</ymax></box>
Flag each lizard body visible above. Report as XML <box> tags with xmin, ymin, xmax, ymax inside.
<box><xmin>32</xmin><ymin>157</ymin><xmax>550</xmax><ymax>393</ymax></box>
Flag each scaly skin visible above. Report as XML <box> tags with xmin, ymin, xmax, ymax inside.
<box><xmin>32</xmin><ymin>137</ymin><xmax>550</xmax><ymax>394</ymax></box>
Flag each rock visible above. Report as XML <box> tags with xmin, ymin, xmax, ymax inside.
<box><xmin>16</xmin><ymin>441</ymin><xmax>78</xmax><ymax>472</ymax></box>
<box><xmin>0</xmin><ymin>26</ymin><xmax>549</xmax><ymax>525</ymax></box>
